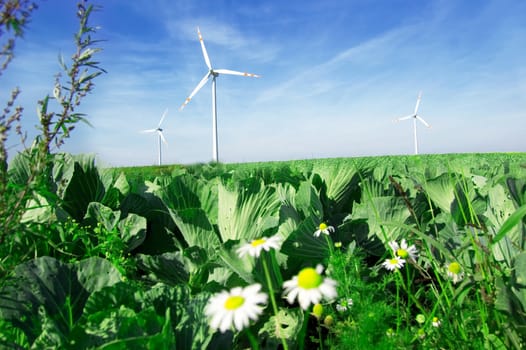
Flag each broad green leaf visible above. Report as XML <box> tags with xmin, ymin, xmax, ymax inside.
<box><xmin>58</xmin><ymin>154</ymin><xmax>107</xmax><ymax>221</ymax></box>
<box><xmin>84</xmin><ymin>202</ymin><xmax>120</xmax><ymax>231</ymax></box>
<box><xmin>118</xmin><ymin>213</ymin><xmax>146</xmax><ymax>252</ymax></box>
<box><xmin>20</xmin><ymin>193</ymin><xmax>54</xmax><ymax>223</ymax></box>
<box><xmin>112</xmin><ymin>172</ymin><xmax>130</xmax><ymax>197</ymax></box>
<box><xmin>421</xmin><ymin>173</ymin><xmax>456</xmax><ymax>214</ymax></box>
<box><xmin>168</xmin><ymin>207</ymin><xmax>220</xmax><ymax>253</ymax></box>
<box><xmin>135</xmin><ymin>252</ymin><xmax>189</xmax><ymax>286</ymax></box>
<box><xmin>351</xmin><ymin>196</ymin><xmax>411</xmax><ymax>245</ymax></box>
<box><xmin>0</xmin><ymin>257</ymin><xmax>121</xmax><ymax>344</ymax></box>
<box><xmin>281</xmin><ymin>214</ymin><xmax>330</xmax><ymax>271</ymax></box>
<box><xmin>311</xmin><ymin>161</ymin><xmax>360</xmax><ymax>216</ymax></box>
<box><xmin>512</xmin><ymin>252</ymin><xmax>526</xmax><ymax>314</ymax></box>
<box><xmin>218</xmin><ymin>180</ymin><xmax>281</xmax><ymax>242</ymax></box>
<box><xmin>493</xmin><ymin>204</ymin><xmax>526</xmax><ymax>246</ymax></box>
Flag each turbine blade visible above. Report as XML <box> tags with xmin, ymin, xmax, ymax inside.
<box><xmin>416</xmin><ymin>115</ymin><xmax>431</xmax><ymax>128</ymax></box>
<box><xmin>395</xmin><ymin>114</ymin><xmax>414</xmax><ymax>122</ymax></box>
<box><xmin>158</xmin><ymin>108</ymin><xmax>168</xmax><ymax>127</ymax></box>
<box><xmin>197</xmin><ymin>27</ymin><xmax>212</xmax><ymax>70</ymax></box>
<box><xmin>215</xmin><ymin>69</ymin><xmax>260</xmax><ymax>78</ymax></box>
<box><xmin>141</xmin><ymin>128</ymin><xmax>157</xmax><ymax>133</ymax></box>
<box><xmin>414</xmin><ymin>91</ymin><xmax>422</xmax><ymax>114</ymax></box>
<box><xmin>158</xmin><ymin>130</ymin><xmax>168</xmax><ymax>144</ymax></box>
<box><xmin>180</xmin><ymin>72</ymin><xmax>211</xmax><ymax>110</ymax></box>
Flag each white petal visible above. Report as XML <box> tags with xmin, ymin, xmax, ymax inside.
<box><xmin>233</xmin><ymin>310</ymin><xmax>249</xmax><ymax>331</ymax></box>
<box><xmin>219</xmin><ymin>311</ymin><xmax>234</xmax><ymax>333</ymax></box>
<box><xmin>285</xmin><ymin>287</ymin><xmax>299</xmax><ymax>305</ymax></box>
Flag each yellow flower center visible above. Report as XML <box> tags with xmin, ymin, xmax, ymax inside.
<box><xmin>397</xmin><ymin>248</ymin><xmax>409</xmax><ymax>259</ymax></box>
<box><xmin>448</xmin><ymin>262</ymin><xmax>462</xmax><ymax>274</ymax></box>
<box><xmin>298</xmin><ymin>267</ymin><xmax>323</xmax><ymax>289</ymax></box>
<box><xmin>224</xmin><ymin>295</ymin><xmax>245</xmax><ymax>310</ymax></box>
<box><xmin>432</xmin><ymin>317</ymin><xmax>439</xmax><ymax>323</ymax></box>
<box><xmin>319</xmin><ymin>223</ymin><xmax>328</xmax><ymax>230</ymax></box>
<box><xmin>251</xmin><ymin>238</ymin><xmax>266</xmax><ymax>247</ymax></box>
<box><xmin>389</xmin><ymin>258</ymin><xmax>399</xmax><ymax>265</ymax></box>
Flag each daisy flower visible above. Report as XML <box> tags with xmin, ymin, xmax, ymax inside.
<box><xmin>336</xmin><ymin>298</ymin><xmax>353</xmax><ymax>313</ymax></box>
<box><xmin>313</xmin><ymin>222</ymin><xmax>335</xmax><ymax>237</ymax></box>
<box><xmin>205</xmin><ymin>284</ymin><xmax>268</xmax><ymax>333</ymax></box>
<box><xmin>236</xmin><ymin>235</ymin><xmax>281</xmax><ymax>258</ymax></box>
<box><xmin>446</xmin><ymin>262</ymin><xmax>464</xmax><ymax>284</ymax></box>
<box><xmin>432</xmin><ymin>316</ymin><xmax>441</xmax><ymax>328</ymax></box>
<box><xmin>283</xmin><ymin>264</ymin><xmax>337</xmax><ymax>310</ymax></box>
<box><xmin>388</xmin><ymin>239</ymin><xmax>418</xmax><ymax>261</ymax></box>
<box><xmin>382</xmin><ymin>256</ymin><xmax>406</xmax><ymax>271</ymax></box>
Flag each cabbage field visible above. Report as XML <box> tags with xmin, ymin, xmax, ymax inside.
<box><xmin>1</xmin><ymin>152</ymin><xmax>526</xmax><ymax>349</ymax></box>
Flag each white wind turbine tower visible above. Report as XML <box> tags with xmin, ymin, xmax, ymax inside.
<box><xmin>180</xmin><ymin>26</ymin><xmax>260</xmax><ymax>162</ymax></box>
<box><xmin>394</xmin><ymin>91</ymin><xmax>431</xmax><ymax>155</ymax></box>
<box><xmin>141</xmin><ymin>109</ymin><xmax>169</xmax><ymax>165</ymax></box>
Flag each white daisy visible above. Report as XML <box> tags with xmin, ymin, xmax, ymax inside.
<box><xmin>432</xmin><ymin>316</ymin><xmax>441</xmax><ymax>328</ymax></box>
<box><xmin>313</xmin><ymin>222</ymin><xmax>335</xmax><ymax>237</ymax></box>
<box><xmin>388</xmin><ymin>239</ymin><xmax>418</xmax><ymax>261</ymax></box>
<box><xmin>446</xmin><ymin>262</ymin><xmax>464</xmax><ymax>284</ymax></box>
<box><xmin>382</xmin><ymin>256</ymin><xmax>406</xmax><ymax>271</ymax></box>
<box><xmin>336</xmin><ymin>298</ymin><xmax>353</xmax><ymax>312</ymax></box>
<box><xmin>283</xmin><ymin>264</ymin><xmax>337</xmax><ymax>310</ymax></box>
<box><xmin>236</xmin><ymin>235</ymin><xmax>282</xmax><ymax>258</ymax></box>
<box><xmin>205</xmin><ymin>284</ymin><xmax>268</xmax><ymax>333</ymax></box>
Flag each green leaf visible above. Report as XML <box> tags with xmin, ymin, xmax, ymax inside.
<box><xmin>259</xmin><ymin>308</ymin><xmax>303</xmax><ymax>345</ymax></box>
<box><xmin>84</xmin><ymin>202</ymin><xmax>120</xmax><ymax>231</ymax></box>
<box><xmin>56</xmin><ymin>154</ymin><xmax>107</xmax><ymax>221</ymax></box>
<box><xmin>118</xmin><ymin>213</ymin><xmax>146</xmax><ymax>252</ymax></box>
<box><xmin>20</xmin><ymin>193</ymin><xmax>54</xmax><ymax>223</ymax></box>
<box><xmin>169</xmin><ymin>207</ymin><xmax>220</xmax><ymax>253</ymax></box>
<box><xmin>351</xmin><ymin>196</ymin><xmax>411</xmax><ymax>245</ymax></box>
<box><xmin>421</xmin><ymin>173</ymin><xmax>456</xmax><ymax>213</ymax></box>
<box><xmin>0</xmin><ymin>257</ymin><xmax>121</xmax><ymax>344</ymax></box>
<box><xmin>135</xmin><ymin>252</ymin><xmax>189</xmax><ymax>285</ymax></box>
<box><xmin>492</xmin><ymin>204</ymin><xmax>526</xmax><ymax>245</ymax></box>
<box><xmin>217</xmin><ymin>180</ymin><xmax>281</xmax><ymax>242</ymax></box>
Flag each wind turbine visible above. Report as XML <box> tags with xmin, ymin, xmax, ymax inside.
<box><xmin>394</xmin><ymin>91</ymin><xmax>431</xmax><ymax>155</ymax></box>
<box><xmin>180</xmin><ymin>26</ymin><xmax>260</xmax><ymax>162</ymax></box>
<box><xmin>141</xmin><ymin>109</ymin><xmax>169</xmax><ymax>165</ymax></box>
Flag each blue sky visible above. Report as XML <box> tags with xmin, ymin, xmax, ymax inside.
<box><xmin>2</xmin><ymin>0</ymin><xmax>526</xmax><ymax>166</ymax></box>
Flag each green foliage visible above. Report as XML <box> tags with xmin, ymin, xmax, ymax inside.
<box><xmin>2</xmin><ymin>2</ymin><xmax>526</xmax><ymax>348</ymax></box>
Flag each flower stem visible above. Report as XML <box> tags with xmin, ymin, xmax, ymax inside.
<box><xmin>324</xmin><ymin>235</ymin><xmax>334</xmax><ymax>258</ymax></box>
<box><xmin>262</xmin><ymin>256</ymin><xmax>289</xmax><ymax>350</ymax></box>
<box><xmin>245</xmin><ymin>328</ymin><xmax>260</xmax><ymax>350</ymax></box>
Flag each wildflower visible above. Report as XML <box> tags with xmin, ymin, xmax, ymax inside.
<box><xmin>335</xmin><ymin>298</ymin><xmax>353</xmax><ymax>313</ymax></box>
<box><xmin>432</xmin><ymin>316</ymin><xmax>441</xmax><ymax>328</ymax></box>
<box><xmin>205</xmin><ymin>284</ymin><xmax>268</xmax><ymax>333</ymax></box>
<box><xmin>386</xmin><ymin>328</ymin><xmax>395</xmax><ymax>337</ymax></box>
<box><xmin>236</xmin><ymin>235</ymin><xmax>281</xmax><ymax>258</ymax></box>
<box><xmin>382</xmin><ymin>256</ymin><xmax>406</xmax><ymax>271</ymax></box>
<box><xmin>312</xmin><ymin>303</ymin><xmax>324</xmax><ymax>319</ymax></box>
<box><xmin>417</xmin><ymin>328</ymin><xmax>426</xmax><ymax>339</ymax></box>
<box><xmin>323</xmin><ymin>315</ymin><xmax>334</xmax><ymax>327</ymax></box>
<box><xmin>446</xmin><ymin>262</ymin><xmax>464</xmax><ymax>284</ymax></box>
<box><xmin>416</xmin><ymin>314</ymin><xmax>425</xmax><ymax>324</ymax></box>
<box><xmin>388</xmin><ymin>239</ymin><xmax>418</xmax><ymax>261</ymax></box>
<box><xmin>283</xmin><ymin>264</ymin><xmax>337</xmax><ymax>310</ymax></box>
<box><xmin>313</xmin><ymin>222</ymin><xmax>335</xmax><ymax>237</ymax></box>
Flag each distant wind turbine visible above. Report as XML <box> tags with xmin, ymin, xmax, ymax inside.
<box><xmin>394</xmin><ymin>91</ymin><xmax>431</xmax><ymax>155</ymax></box>
<box><xmin>180</xmin><ymin>26</ymin><xmax>260</xmax><ymax>162</ymax></box>
<box><xmin>141</xmin><ymin>109</ymin><xmax>169</xmax><ymax>165</ymax></box>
